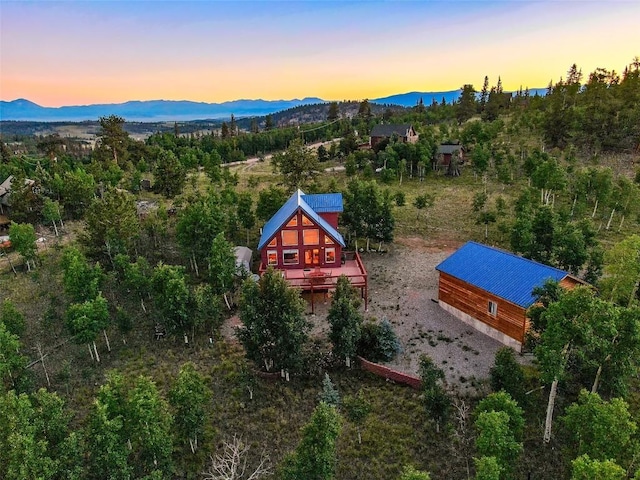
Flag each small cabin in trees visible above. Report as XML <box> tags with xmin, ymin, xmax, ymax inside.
<box><xmin>258</xmin><ymin>189</ymin><xmax>368</xmax><ymax>312</ymax></box>
<box><xmin>436</xmin><ymin>242</ymin><xmax>584</xmax><ymax>351</ymax></box>
<box><xmin>369</xmin><ymin>124</ymin><xmax>419</xmax><ymax>149</ymax></box>
<box><xmin>432</xmin><ymin>143</ymin><xmax>466</xmax><ymax>173</ymax></box>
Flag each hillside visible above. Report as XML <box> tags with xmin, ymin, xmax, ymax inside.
<box><xmin>0</xmin><ymin>88</ymin><xmax>548</xmax><ymax>122</ymax></box>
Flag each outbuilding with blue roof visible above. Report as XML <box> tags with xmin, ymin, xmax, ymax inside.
<box><xmin>435</xmin><ymin>241</ymin><xmax>584</xmax><ymax>350</ymax></box>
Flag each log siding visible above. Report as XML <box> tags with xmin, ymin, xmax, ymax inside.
<box><xmin>438</xmin><ymin>272</ymin><xmax>528</xmax><ymax>344</ymax></box>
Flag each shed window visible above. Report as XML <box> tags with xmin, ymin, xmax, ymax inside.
<box><xmin>281</xmin><ymin>230</ymin><xmax>298</xmax><ymax>246</ymax></box>
<box><xmin>324</xmin><ymin>235</ymin><xmax>334</xmax><ymax>245</ymax></box>
<box><xmin>267</xmin><ymin>250</ymin><xmax>277</xmax><ymax>266</ymax></box>
<box><xmin>267</xmin><ymin>237</ymin><xmax>277</xmax><ymax>247</ymax></box>
<box><xmin>286</xmin><ymin>216</ymin><xmax>298</xmax><ymax>227</ymax></box>
<box><xmin>283</xmin><ymin>249</ymin><xmax>299</xmax><ymax>265</ymax></box>
<box><xmin>488</xmin><ymin>301</ymin><xmax>498</xmax><ymax>316</ymax></box>
<box><xmin>325</xmin><ymin>247</ymin><xmax>336</xmax><ymax>263</ymax></box>
<box><xmin>303</xmin><ymin>229</ymin><xmax>319</xmax><ymax>245</ymax></box>
<box><xmin>301</xmin><ymin>214</ymin><xmax>314</xmax><ymax>226</ymax></box>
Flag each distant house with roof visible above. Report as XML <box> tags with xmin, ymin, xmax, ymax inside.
<box><xmin>435</xmin><ymin>242</ymin><xmax>584</xmax><ymax>351</ymax></box>
<box><xmin>0</xmin><ymin>175</ymin><xmax>37</xmax><ymax>218</ymax></box>
<box><xmin>369</xmin><ymin>124</ymin><xmax>418</xmax><ymax>149</ymax></box>
<box><xmin>258</xmin><ymin>189</ymin><xmax>368</xmax><ymax>312</ymax></box>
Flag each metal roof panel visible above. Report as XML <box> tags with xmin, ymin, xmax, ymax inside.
<box><xmin>301</xmin><ymin>193</ymin><xmax>343</xmax><ymax>213</ymax></box>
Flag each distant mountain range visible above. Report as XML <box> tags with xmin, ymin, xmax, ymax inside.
<box><xmin>0</xmin><ymin>89</ymin><xmax>547</xmax><ymax>122</ymax></box>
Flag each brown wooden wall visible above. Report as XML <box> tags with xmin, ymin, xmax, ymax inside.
<box><xmin>438</xmin><ymin>272</ymin><xmax>528</xmax><ymax>343</ymax></box>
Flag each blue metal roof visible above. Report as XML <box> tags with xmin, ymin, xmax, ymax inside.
<box><xmin>258</xmin><ymin>190</ymin><xmax>346</xmax><ymax>250</ymax></box>
<box><xmin>435</xmin><ymin>241</ymin><xmax>570</xmax><ymax>308</ymax></box>
<box><xmin>301</xmin><ymin>193</ymin><xmax>343</xmax><ymax>213</ymax></box>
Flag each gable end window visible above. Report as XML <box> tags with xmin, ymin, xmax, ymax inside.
<box><xmin>303</xmin><ymin>229</ymin><xmax>319</xmax><ymax>245</ymax></box>
<box><xmin>282</xmin><ymin>230</ymin><xmax>298</xmax><ymax>246</ymax></box>
<box><xmin>286</xmin><ymin>216</ymin><xmax>298</xmax><ymax>227</ymax></box>
<box><xmin>488</xmin><ymin>300</ymin><xmax>498</xmax><ymax>316</ymax></box>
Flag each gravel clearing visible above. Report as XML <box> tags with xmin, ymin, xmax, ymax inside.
<box><xmin>306</xmin><ymin>237</ymin><xmax>508</xmax><ymax>396</ymax></box>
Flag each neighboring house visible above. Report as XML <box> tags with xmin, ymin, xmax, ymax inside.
<box><xmin>433</xmin><ymin>143</ymin><xmax>466</xmax><ymax>171</ymax></box>
<box><xmin>258</xmin><ymin>189</ymin><xmax>368</xmax><ymax>312</ymax></box>
<box><xmin>435</xmin><ymin>241</ymin><xmax>584</xmax><ymax>351</ymax></box>
<box><xmin>369</xmin><ymin>124</ymin><xmax>419</xmax><ymax>149</ymax></box>
<box><xmin>0</xmin><ymin>175</ymin><xmax>36</xmax><ymax>216</ymax></box>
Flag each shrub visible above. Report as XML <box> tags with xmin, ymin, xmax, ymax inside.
<box><xmin>489</xmin><ymin>347</ymin><xmax>526</xmax><ymax>406</ymax></box>
<box><xmin>356</xmin><ymin>318</ymin><xmax>401</xmax><ymax>362</ymax></box>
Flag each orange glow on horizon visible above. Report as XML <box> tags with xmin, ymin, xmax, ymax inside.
<box><xmin>1</xmin><ymin>1</ymin><xmax>638</xmax><ymax>108</ymax></box>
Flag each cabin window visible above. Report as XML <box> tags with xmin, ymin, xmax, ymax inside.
<box><xmin>325</xmin><ymin>247</ymin><xmax>336</xmax><ymax>263</ymax></box>
<box><xmin>267</xmin><ymin>237</ymin><xmax>277</xmax><ymax>247</ymax></box>
<box><xmin>324</xmin><ymin>235</ymin><xmax>334</xmax><ymax>245</ymax></box>
<box><xmin>301</xmin><ymin>214</ymin><xmax>314</xmax><ymax>226</ymax></box>
<box><xmin>303</xmin><ymin>229</ymin><xmax>319</xmax><ymax>245</ymax></box>
<box><xmin>281</xmin><ymin>230</ymin><xmax>298</xmax><ymax>246</ymax></box>
<box><xmin>286</xmin><ymin>216</ymin><xmax>298</xmax><ymax>227</ymax></box>
<box><xmin>283</xmin><ymin>249</ymin><xmax>299</xmax><ymax>265</ymax></box>
<box><xmin>267</xmin><ymin>250</ymin><xmax>277</xmax><ymax>266</ymax></box>
<box><xmin>488</xmin><ymin>301</ymin><xmax>498</xmax><ymax>316</ymax></box>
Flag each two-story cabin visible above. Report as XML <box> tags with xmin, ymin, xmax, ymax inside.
<box><xmin>258</xmin><ymin>190</ymin><xmax>368</xmax><ymax>312</ymax></box>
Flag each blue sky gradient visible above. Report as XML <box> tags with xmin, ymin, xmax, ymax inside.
<box><xmin>2</xmin><ymin>1</ymin><xmax>639</xmax><ymax>106</ymax></box>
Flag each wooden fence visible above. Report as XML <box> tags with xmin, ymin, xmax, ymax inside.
<box><xmin>357</xmin><ymin>356</ymin><xmax>422</xmax><ymax>390</ymax></box>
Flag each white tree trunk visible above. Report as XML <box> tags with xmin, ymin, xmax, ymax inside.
<box><xmin>57</xmin><ymin>206</ymin><xmax>64</xmax><ymax>229</ymax></box>
<box><xmin>88</xmin><ymin>343</ymin><xmax>94</xmax><ymax>361</ymax></box>
<box><xmin>543</xmin><ymin>378</ymin><xmax>559</xmax><ymax>443</ymax></box>
<box><xmin>103</xmin><ymin>329</ymin><xmax>111</xmax><ymax>352</ymax></box>
<box><xmin>37</xmin><ymin>343</ymin><xmax>51</xmax><ymax>387</ymax></box>
<box><xmin>606</xmin><ymin>208</ymin><xmax>615</xmax><ymax>230</ymax></box>
<box><xmin>618</xmin><ymin>215</ymin><xmax>625</xmax><ymax>232</ymax></box>
<box><xmin>93</xmin><ymin>341</ymin><xmax>100</xmax><ymax>362</ymax></box>
<box><xmin>192</xmin><ymin>253</ymin><xmax>199</xmax><ymax>277</ymax></box>
<box><xmin>591</xmin><ymin>365</ymin><xmax>603</xmax><ymax>394</ymax></box>
<box><xmin>52</xmin><ymin>220</ymin><xmax>59</xmax><ymax>237</ymax></box>
<box><xmin>592</xmin><ymin>199</ymin><xmax>599</xmax><ymax>218</ymax></box>
<box><xmin>4</xmin><ymin>252</ymin><xmax>17</xmax><ymax>276</ymax></box>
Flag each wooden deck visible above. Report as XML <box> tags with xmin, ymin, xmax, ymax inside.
<box><xmin>259</xmin><ymin>251</ymin><xmax>368</xmax><ymax>313</ymax></box>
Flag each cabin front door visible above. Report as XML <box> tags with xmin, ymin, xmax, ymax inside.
<box><xmin>304</xmin><ymin>249</ymin><xmax>321</xmax><ymax>267</ymax></box>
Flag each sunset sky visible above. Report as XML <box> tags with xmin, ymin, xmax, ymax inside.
<box><xmin>2</xmin><ymin>1</ymin><xmax>639</xmax><ymax>107</ymax></box>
